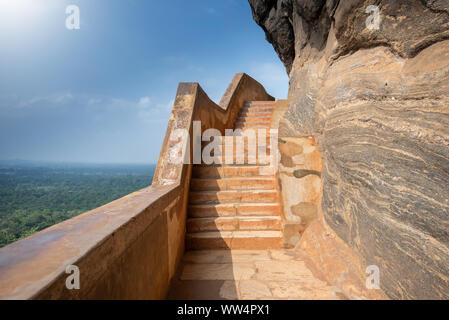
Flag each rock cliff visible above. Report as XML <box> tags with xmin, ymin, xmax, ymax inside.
<box><xmin>249</xmin><ymin>0</ymin><xmax>449</xmax><ymax>299</ymax></box>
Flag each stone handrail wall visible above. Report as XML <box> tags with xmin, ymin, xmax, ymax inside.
<box><xmin>0</xmin><ymin>73</ymin><xmax>273</xmax><ymax>300</ymax></box>
<box><xmin>152</xmin><ymin>73</ymin><xmax>274</xmax><ymax>186</ymax></box>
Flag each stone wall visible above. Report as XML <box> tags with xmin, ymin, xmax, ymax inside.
<box><xmin>0</xmin><ymin>73</ymin><xmax>273</xmax><ymax>300</ymax></box>
<box><xmin>272</xmin><ymin>100</ymin><xmax>322</xmax><ymax>248</ymax></box>
<box><xmin>0</xmin><ymin>184</ymin><xmax>184</xmax><ymax>299</ymax></box>
<box><xmin>249</xmin><ymin>0</ymin><xmax>449</xmax><ymax>299</ymax></box>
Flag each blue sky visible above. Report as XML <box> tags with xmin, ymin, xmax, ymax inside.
<box><xmin>0</xmin><ymin>0</ymin><xmax>288</xmax><ymax>164</ymax></box>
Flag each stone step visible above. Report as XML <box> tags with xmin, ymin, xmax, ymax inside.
<box><xmin>237</xmin><ymin>143</ymin><xmax>272</xmax><ymax>149</ymax></box>
<box><xmin>190</xmin><ymin>177</ymin><xmax>276</xmax><ymax>191</ymax></box>
<box><xmin>235</xmin><ymin>124</ymin><xmax>272</xmax><ymax>129</ymax></box>
<box><xmin>242</xmin><ymin>105</ymin><xmax>274</xmax><ymax>110</ymax></box>
<box><xmin>188</xmin><ymin>203</ymin><xmax>281</xmax><ymax>218</ymax></box>
<box><xmin>239</xmin><ymin>110</ymin><xmax>272</xmax><ymax>116</ymax></box>
<box><xmin>240</xmin><ymin>108</ymin><xmax>274</xmax><ymax>114</ymax></box>
<box><xmin>238</xmin><ymin>112</ymin><xmax>272</xmax><ymax>118</ymax></box>
<box><xmin>235</xmin><ymin>120</ymin><xmax>272</xmax><ymax>126</ymax></box>
<box><xmin>217</xmin><ymin>136</ymin><xmax>275</xmax><ymax>146</ymax></box>
<box><xmin>186</xmin><ymin>230</ymin><xmax>283</xmax><ymax>250</ymax></box>
<box><xmin>215</xmin><ymin>156</ymin><xmax>274</xmax><ymax>165</ymax></box>
<box><xmin>189</xmin><ymin>190</ymin><xmax>278</xmax><ymax>205</ymax></box>
<box><xmin>244</xmin><ymin>101</ymin><xmax>276</xmax><ymax>107</ymax></box>
<box><xmin>192</xmin><ymin>165</ymin><xmax>276</xmax><ymax>179</ymax></box>
<box><xmin>229</xmin><ymin>129</ymin><xmax>276</xmax><ymax>136</ymax></box>
<box><xmin>236</xmin><ymin>116</ymin><xmax>272</xmax><ymax>122</ymax></box>
<box><xmin>215</xmin><ymin>147</ymin><xmax>272</xmax><ymax>157</ymax></box>
<box><xmin>235</xmin><ymin>122</ymin><xmax>272</xmax><ymax>127</ymax></box>
<box><xmin>193</xmin><ymin>162</ymin><xmax>274</xmax><ymax>167</ymax></box>
<box><xmin>237</xmin><ymin>110</ymin><xmax>273</xmax><ymax>119</ymax></box>
<box><xmin>195</xmin><ymin>159</ymin><xmax>273</xmax><ymax>167</ymax></box>
<box><xmin>187</xmin><ymin>216</ymin><xmax>282</xmax><ymax>232</ymax></box>
<box><xmin>218</xmin><ymin>143</ymin><xmax>272</xmax><ymax>151</ymax></box>
<box><xmin>199</xmin><ymin>156</ymin><xmax>274</xmax><ymax>166</ymax></box>
<box><xmin>199</xmin><ymin>137</ymin><xmax>274</xmax><ymax>145</ymax></box>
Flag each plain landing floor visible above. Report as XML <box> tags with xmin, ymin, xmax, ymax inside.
<box><xmin>167</xmin><ymin>249</ymin><xmax>347</xmax><ymax>300</ymax></box>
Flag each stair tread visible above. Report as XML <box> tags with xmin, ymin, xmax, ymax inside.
<box><xmin>188</xmin><ymin>203</ymin><xmax>281</xmax><ymax>215</ymax></box>
<box><xmin>240</xmin><ymin>112</ymin><xmax>273</xmax><ymax>116</ymax></box>
<box><xmin>236</xmin><ymin>118</ymin><xmax>272</xmax><ymax>121</ymax></box>
<box><xmin>194</xmin><ymin>164</ymin><xmax>274</xmax><ymax>168</ymax></box>
<box><xmin>188</xmin><ymin>216</ymin><xmax>281</xmax><ymax>221</ymax></box>
<box><xmin>238</xmin><ymin>114</ymin><xmax>272</xmax><ymax>118</ymax></box>
<box><xmin>242</xmin><ymin>106</ymin><xmax>274</xmax><ymax>109</ymax></box>
<box><xmin>192</xmin><ymin>176</ymin><xmax>274</xmax><ymax>180</ymax></box>
<box><xmin>190</xmin><ymin>189</ymin><xmax>277</xmax><ymax>194</ymax></box>
<box><xmin>187</xmin><ymin>101</ymin><xmax>282</xmax><ymax>249</ymax></box>
<box><xmin>241</xmin><ymin>108</ymin><xmax>274</xmax><ymax>112</ymax></box>
<box><xmin>244</xmin><ymin>102</ymin><xmax>274</xmax><ymax>104</ymax></box>
<box><xmin>235</xmin><ymin>125</ymin><xmax>272</xmax><ymax>128</ymax></box>
<box><xmin>224</xmin><ymin>131</ymin><xmax>276</xmax><ymax>135</ymax></box>
<box><xmin>186</xmin><ymin>230</ymin><xmax>283</xmax><ymax>238</ymax></box>
<box><xmin>189</xmin><ymin>202</ymin><xmax>280</xmax><ymax>208</ymax></box>
<box><xmin>188</xmin><ymin>203</ymin><xmax>281</xmax><ymax>218</ymax></box>
<box><xmin>241</xmin><ymin>109</ymin><xmax>273</xmax><ymax>112</ymax></box>
<box><xmin>242</xmin><ymin>112</ymin><xmax>273</xmax><ymax>114</ymax></box>
<box><xmin>243</xmin><ymin>106</ymin><xmax>275</xmax><ymax>109</ymax></box>
<box><xmin>237</xmin><ymin>116</ymin><xmax>272</xmax><ymax>119</ymax></box>
<box><xmin>235</xmin><ymin>122</ymin><xmax>272</xmax><ymax>125</ymax></box>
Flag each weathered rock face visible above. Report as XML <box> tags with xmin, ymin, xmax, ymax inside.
<box><xmin>249</xmin><ymin>0</ymin><xmax>449</xmax><ymax>299</ymax></box>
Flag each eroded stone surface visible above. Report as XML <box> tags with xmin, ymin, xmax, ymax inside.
<box><xmin>168</xmin><ymin>249</ymin><xmax>346</xmax><ymax>300</ymax></box>
<box><xmin>254</xmin><ymin>260</ymin><xmax>316</xmax><ymax>281</ymax></box>
<box><xmin>181</xmin><ymin>263</ymin><xmax>255</xmax><ymax>281</ymax></box>
<box><xmin>249</xmin><ymin>0</ymin><xmax>449</xmax><ymax>299</ymax></box>
<box><xmin>277</xmin><ymin>136</ymin><xmax>322</xmax><ymax>247</ymax></box>
<box><xmin>239</xmin><ymin>280</ymin><xmax>272</xmax><ymax>299</ymax></box>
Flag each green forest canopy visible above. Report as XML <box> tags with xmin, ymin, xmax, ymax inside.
<box><xmin>0</xmin><ymin>162</ymin><xmax>155</xmax><ymax>248</ymax></box>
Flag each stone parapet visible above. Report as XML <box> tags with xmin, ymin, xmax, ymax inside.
<box><xmin>0</xmin><ymin>73</ymin><xmax>273</xmax><ymax>300</ymax></box>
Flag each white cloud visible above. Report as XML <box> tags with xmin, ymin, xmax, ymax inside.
<box><xmin>2</xmin><ymin>91</ymin><xmax>172</xmax><ymax>125</ymax></box>
<box><xmin>135</xmin><ymin>96</ymin><xmax>173</xmax><ymax>124</ymax></box>
<box><xmin>87</xmin><ymin>98</ymin><xmax>102</xmax><ymax>105</ymax></box>
<box><xmin>138</xmin><ymin>96</ymin><xmax>151</xmax><ymax>108</ymax></box>
<box><xmin>17</xmin><ymin>92</ymin><xmax>74</xmax><ymax>108</ymax></box>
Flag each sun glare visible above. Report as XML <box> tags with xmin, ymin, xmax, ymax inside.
<box><xmin>0</xmin><ymin>0</ymin><xmax>38</xmax><ymax>14</ymax></box>
<box><xmin>0</xmin><ymin>0</ymin><xmax>47</xmax><ymax>28</ymax></box>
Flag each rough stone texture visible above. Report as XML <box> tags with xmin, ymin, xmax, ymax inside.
<box><xmin>278</xmin><ymin>136</ymin><xmax>322</xmax><ymax>247</ymax></box>
<box><xmin>249</xmin><ymin>0</ymin><xmax>296</xmax><ymax>73</ymax></box>
<box><xmin>249</xmin><ymin>0</ymin><xmax>449</xmax><ymax>299</ymax></box>
<box><xmin>273</xmin><ymin>101</ymin><xmax>322</xmax><ymax>247</ymax></box>
<box><xmin>167</xmin><ymin>249</ymin><xmax>346</xmax><ymax>300</ymax></box>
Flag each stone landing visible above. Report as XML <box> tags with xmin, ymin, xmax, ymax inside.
<box><xmin>167</xmin><ymin>249</ymin><xmax>346</xmax><ymax>300</ymax></box>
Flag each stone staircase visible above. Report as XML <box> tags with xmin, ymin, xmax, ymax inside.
<box><xmin>186</xmin><ymin>101</ymin><xmax>283</xmax><ymax>250</ymax></box>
